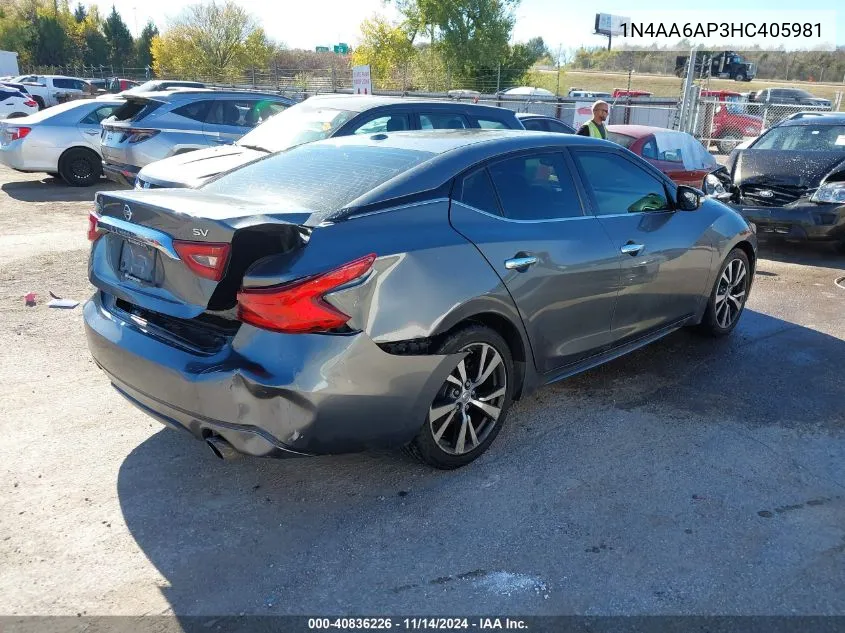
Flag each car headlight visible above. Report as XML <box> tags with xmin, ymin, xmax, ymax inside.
<box><xmin>704</xmin><ymin>173</ymin><xmax>726</xmax><ymax>197</ymax></box>
<box><xmin>810</xmin><ymin>182</ymin><xmax>845</xmax><ymax>204</ymax></box>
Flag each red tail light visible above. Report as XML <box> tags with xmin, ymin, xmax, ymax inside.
<box><xmin>7</xmin><ymin>126</ymin><xmax>30</xmax><ymax>141</ymax></box>
<box><xmin>173</xmin><ymin>241</ymin><xmax>230</xmax><ymax>281</ymax></box>
<box><xmin>23</xmin><ymin>99</ymin><xmax>37</xmax><ymax>108</ymax></box>
<box><xmin>123</xmin><ymin>128</ymin><xmax>159</xmax><ymax>144</ymax></box>
<box><xmin>237</xmin><ymin>254</ymin><xmax>376</xmax><ymax>334</ymax></box>
<box><xmin>87</xmin><ymin>211</ymin><xmax>102</xmax><ymax>242</ymax></box>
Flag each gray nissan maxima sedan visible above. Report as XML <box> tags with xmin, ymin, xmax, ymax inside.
<box><xmin>84</xmin><ymin>130</ymin><xmax>757</xmax><ymax>469</ymax></box>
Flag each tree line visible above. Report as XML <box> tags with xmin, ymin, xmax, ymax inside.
<box><xmin>0</xmin><ymin>0</ymin><xmax>158</xmax><ymax>71</ymax></box>
<box><xmin>571</xmin><ymin>45</ymin><xmax>845</xmax><ymax>83</ymax></box>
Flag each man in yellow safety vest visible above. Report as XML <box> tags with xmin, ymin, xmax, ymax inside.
<box><xmin>576</xmin><ymin>100</ymin><xmax>609</xmax><ymax>139</ymax></box>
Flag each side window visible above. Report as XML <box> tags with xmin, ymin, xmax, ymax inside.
<box><xmin>172</xmin><ymin>100</ymin><xmax>212</xmax><ymax>123</ymax></box>
<box><xmin>546</xmin><ymin>120</ymin><xmax>573</xmax><ymax>134</ymax></box>
<box><xmin>487</xmin><ymin>153</ymin><xmax>583</xmax><ymax>221</ymax></box>
<box><xmin>206</xmin><ymin>99</ymin><xmax>262</xmax><ymax>127</ymax></box>
<box><xmin>456</xmin><ymin>168</ymin><xmax>501</xmax><ymax>216</ymax></box>
<box><xmin>476</xmin><ymin>118</ymin><xmax>509</xmax><ymax>130</ymax></box>
<box><xmin>250</xmin><ymin>101</ymin><xmax>287</xmax><ymax>126</ymax></box>
<box><xmin>640</xmin><ymin>137</ymin><xmax>658</xmax><ymax>160</ymax></box>
<box><xmin>419</xmin><ymin>113</ymin><xmax>469</xmax><ymax>130</ymax></box>
<box><xmin>73</xmin><ymin>80</ymin><xmax>88</xmax><ymax>91</ymax></box>
<box><xmin>53</xmin><ymin>78</ymin><xmax>72</xmax><ymax>89</ymax></box>
<box><xmin>573</xmin><ymin>151</ymin><xmax>671</xmax><ymax>215</ymax></box>
<box><xmin>520</xmin><ymin>118</ymin><xmax>548</xmax><ymax>132</ymax></box>
<box><xmin>0</xmin><ymin>90</ymin><xmax>15</xmax><ymax>100</ymax></box>
<box><xmin>352</xmin><ymin>113</ymin><xmax>410</xmax><ymax>135</ymax></box>
<box><xmin>80</xmin><ymin>105</ymin><xmax>117</xmax><ymax>125</ymax></box>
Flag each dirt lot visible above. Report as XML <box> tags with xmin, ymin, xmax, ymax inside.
<box><xmin>1</xmin><ymin>165</ymin><xmax>844</xmax><ymax>618</ymax></box>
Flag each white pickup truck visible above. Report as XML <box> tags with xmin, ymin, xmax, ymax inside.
<box><xmin>9</xmin><ymin>75</ymin><xmax>89</xmax><ymax>109</ymax></box>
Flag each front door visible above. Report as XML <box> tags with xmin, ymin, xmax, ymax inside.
<box><xmin>449</xmin><ymin>150</ymin><xmax>620</xmax><ymax>373</ymax></box>
<box><xmin>570</xmin><ymin>148</ymin><xmax>715</xmax><ymax>342</ymax></box>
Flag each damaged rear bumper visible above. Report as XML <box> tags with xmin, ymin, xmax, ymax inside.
<box><xmin>83</xmin><ymin>292</ymin><xmax>459</xmax><ymax>458</ymax></box>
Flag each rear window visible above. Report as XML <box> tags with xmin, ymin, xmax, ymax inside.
<box><xmin>607</xmin><ymin>132</ymin><xmax>636</xmax><ymax>149</ymax></box>
<box><xmin>109</xmin><ymin>99</ymin><xmax>164</xmax><ymax>122</ymax></box>
<box><xmin>0</xmin><ymin>90</ymin><xmax>22</xmax><ymax>100</ymax></box>
<box><xmin>201</xmin><ymin>144</ymin><xmax>435</xmax><ymax>215</ymax></box>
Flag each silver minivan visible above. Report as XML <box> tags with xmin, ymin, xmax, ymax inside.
<box><xmin>100</xmin><ymin>89</ymin><xmax>294</xmax><ymax>186</ymax></box>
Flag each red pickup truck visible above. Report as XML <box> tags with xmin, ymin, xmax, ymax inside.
<box><xmin>700</xmin><ymin>90</ymin><xmax>763</xmax><ymax>154</ymax></box>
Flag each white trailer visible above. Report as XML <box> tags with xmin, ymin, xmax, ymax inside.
<box><xmin>0</xmin><ymin>51</ymin><xmax>20</xmax><ymax>78</ymax></box>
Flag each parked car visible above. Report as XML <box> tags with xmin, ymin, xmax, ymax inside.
<box><xmin>123</xmin><ymin>79</ymin><xmax>206</xmax><ymax>95</ymax></box>
<box><xmin>0</xmin><ymin>81</ymin><xmax>31</xmax><ymax>96</ymax></box>
<box><xmin>749</xmin><ymin>88</ymin><xmax>832</xmax><ymax>110</ymax></box>
<box><xmin>726</xmin><ymin>114</ymin><xmax>845</xmax><ymax>248</ymax></box>
<box><xmin>612</xmin><ymin>89</ymin><xmax>652</xmax><ymax>98</ymax></box>
<box><xmin>108</xmin><ymin>77</ymin><xmax>140</xmax><ymax>93</ymax></box>
<box><xmin>84</xmin><ymin>130</ymin><xmax>756</xmax><ymax>469</ymax></box>
<box><xmin>0</xmin><ymin>98</ymin><xmax>121</xmax><ymax>185</ymax></box>
<box><xmin>502</xmin><ymin>86</ymin><xmax>555</xmax><ymax>97</ymax></box>
<box><xmin>10</xmin><ymin>74</ymin><xmax>89</xmax><ymax>109</ymax></box>
<box><xmin>86</xmin><ymin>78</ymin><xmax>108</xmax><ymax>94</ymax></box>
<box><xmin>516</xmin><ymin>113</ymin><xmax>575</xmax><ymax>134</ymax></box>
<box><xmin>700</xmin><ymin>90</ymin><xmax>763</xmax><ymax>154</ymax></box>
<box><xmin>607</xmin><ymin>125</ymin><xmax>735</xmax><ymax>201</ymax></box>
<box><xmin>568</xmin><ymin>89</ymin><xmax>611</xmax><ymax>99</ymax></box>
<box><xmin>0</xmin><ymin>86</ymin><xmax>38</xmax><ymax>119</ymax></box>
<box><xmin>100</xmin><ymin>90</ymin><xmax>294</xmax><ymax>186</ymax></box>
<box><xmin>134</xmin><ymin>94</ymin><xmax>526</xmax><ymax>189</ymax></box>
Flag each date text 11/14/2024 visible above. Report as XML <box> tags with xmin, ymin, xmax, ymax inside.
<box><xmin>308</xmin><ymin>618</ymin><xmax>529</xmax><ymax>630</ymax></box>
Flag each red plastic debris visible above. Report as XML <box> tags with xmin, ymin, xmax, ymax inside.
<box><xmin>24</xmin><ymin>292</ymin><xmax>36</xmax><ymax>307</ymax></box>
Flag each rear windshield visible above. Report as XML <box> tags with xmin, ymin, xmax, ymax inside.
<box><xmin>607</xmin><ymin>132</ymin><xmax>636</xmax><ymax>149</ymax></box>
<box><xmin>201</xmin><ymin>143</ymin><xmax>435</xmax><ymax>216</ymax></box>
<box><xmin>753</xmin><ymin>125</ymin><xmax>845</xmax><ymax>151</ymax></box>
<box><xmin>236</xmin><ymin>104</ymin><xmax>356</xmax><ymax>153</ymax></box>
<box><xmin>108</xmin><ymin>99</ymin><xmax>163</xmax><ymax>123</ymax></box>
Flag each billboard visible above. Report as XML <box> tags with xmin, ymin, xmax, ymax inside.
<box><xmin>594</xmin><ymin>13</ymin><xmax>630</xmax><ymax>36</ymax></box>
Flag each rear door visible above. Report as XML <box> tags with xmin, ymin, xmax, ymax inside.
<box><xmin>449</xmin><ymin>150</ymin><xmax>620</xmax><ymax>373</ymax></box>
<box><xmin>203</xmin><ymin>98</ymin><xmax>277</xmax><ymax>145</ymax></box>
<box><xmin>570</xmin><ymin>148</ymin><xmax>715</xmax><ymax>341</ymax></box>
<box><xmin>418</xmin><ymin>112</ymin><xmax>470</xmax><ymax>130</ymax></box>
<box><xmin>78</xmin><ymin>103</ymin><xmax>119</xmax><ymax>150</ymax></box>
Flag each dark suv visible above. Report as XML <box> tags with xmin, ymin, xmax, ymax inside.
<box><xmin>134</xmin><ymin>94</ymin><xmax>525</xmax><ymax>189</ymax></box>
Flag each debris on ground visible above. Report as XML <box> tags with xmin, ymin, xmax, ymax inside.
<box><xmin>24</xmin><ymin>292</ymin><xmax>37</xmax><ymax>306</ymax></box>
<box><xmin>48</xmin><ymin>298</ymin><xmax>79</xmax><ymax>309</ymax></box>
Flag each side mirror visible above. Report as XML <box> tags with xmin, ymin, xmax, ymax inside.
<box><xmin>676</xmin><ymin>185</ymin><xmax>702</xmax><ymax>211</ymax></box>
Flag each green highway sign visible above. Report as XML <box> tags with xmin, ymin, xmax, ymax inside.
<box><xmin>315</xmin><ymin>46</ymin><xmax>330</xmax><ymax>53</ymax></box>
<box><xmin>333</xmin><ymin>43</ymin><xmax>349</xmax><ymax>54</ymax></box>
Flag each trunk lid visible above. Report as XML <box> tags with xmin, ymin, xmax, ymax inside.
<box><xmin>137</xmin><ymin>144</ymin><xmax>264</xmax><ymax>188</ymax></box>
<box><xmin>90</xmin><ymin>189</ymin><xmax>311</xmax><ymax>319</ymax></box>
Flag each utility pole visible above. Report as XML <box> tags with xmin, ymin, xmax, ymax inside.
<box><xmin>555</xmin><ymin>43</ymin><xmax>562</xmax><ymax>95</ymax></box>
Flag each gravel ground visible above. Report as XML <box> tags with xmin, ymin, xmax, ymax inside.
<box><xmin>1</xmin><ymin>165</ymin><xmax>844</xmax><ymax>618</ymax></box>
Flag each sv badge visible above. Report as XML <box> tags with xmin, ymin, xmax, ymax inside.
<box><xmin>192</xmin><ymin>228</ymin><xmax>209</xmax><ymax>237</ymax></box>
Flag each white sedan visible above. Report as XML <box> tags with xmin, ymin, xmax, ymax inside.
<box><xmin>0</xmin><ymin>98</ymin><xmax>121</xmax><ymax>186</ymax></box>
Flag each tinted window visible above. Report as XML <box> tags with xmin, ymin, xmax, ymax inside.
<box><xmin>201</xmin><ymin>144</ymin><xmax>434</xmax><ymax>215</ymax></box>
<box><xmin>753</xmin><ymin>124</ymin><xmax>845</xmax><ymax>151</ymax></box>
<box><xmin>488</xmin><ymin>153</ymin><xmax>582</xmax><ymax>221</ymax></box>
<box><xmin>606</xmin><ymin>132</ymin><xmax>635</xmax><ymax>149</ymax></box>
<box><xmin>521</xmin><ymin>118</ymin><xmax>548</xmax><ymax>132</ymax></box>
<box><xmin>73</xmin><ymin>80</ymin><xmax>88</xmax><ymax>91</ymax></box>
<box><xmin>546</xmin><ymin>120</ymin><xmax>574</xmax><ymax>134</ymax></box>
<box><xmin>53</xmin><ymin>78</ymin><xmax>73</xmax><ymax>89</ymax></box>
<box><xmin>172</xmin><ymin>100</ymin><xmax>213</xmax><ymax>123</ymax></box>
<box><xmin>206</xmin><ymin>99</ymin><xmax>260</xmax><ymax>127</ymax></box>
<box><xmin>573</xmin><ymin>151</ymin><xmax>671</xmax><ymax>215</ymax></box>
<box><xmin>80</xmin><ymin>105</ymin><xmax>117</xmax><ymax>124</ymax></box>
<box><xmin>640</xmin><ymin>137</ymin><xmax>658</xmax><ymax>159</ymax></box>
<box><xmin>457</xmin><ymin>168</ymin><xmax>501</xmax><ymax>216</ymax></box>
<box><xmin>420</xmin><ymin>113</ymin><xmax>468</xmax><ymax>129</ymax></box>
<box><xmin>353</xmin><ymin>114</ymin><xmax>410</xmax><ymax>134</ymax></box>
<box><xmin>476</xmin><ymin>118</ymin><xmax>508</xmax><ymax>129</ymax></box>
<box><xmin>0</xmin><ymin>90</ymin><xmax>18</xmax><ymax>100</ymax></box>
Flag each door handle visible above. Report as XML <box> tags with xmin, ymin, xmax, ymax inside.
<box><xmin>504</xmin><ymin>255</ymin><xmax>537</xmax><ymax>271</ymax></box>
<box><xmin>83</xmin><ymin>129</ymin><xmax>100</xmax><ymax>135</ymax></box>
<box><xmin>621</xmin><ymin>242</ymin><xmax>644</xmax><ymax>256</ymax></box>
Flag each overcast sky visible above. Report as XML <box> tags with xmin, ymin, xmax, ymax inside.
<box><xmin>90</xmin><ymin>0</ymin><xmax>843</xmax><ymax>53</ymax></box>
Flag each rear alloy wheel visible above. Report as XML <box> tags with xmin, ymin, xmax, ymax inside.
<box><xmin>717</xmin><ymin>131</ymin><xmax>743</xmax><ymax>154</ymax></box>
<box><xmin>58</xmin><ymin>148</ymin><xmax>101</xmax><ymax>187</ymax></box>
<box><xmin>408</xmin><ymin>326</ymin><xmax>514</xmax><ymax>469</ymax></box>
<box><xmin>699</xmin><ymin>248</ymin><xmax>750</xmax><ymax>336</ymax></box>
<box><xmin>735</xmin><ymin>72</ymin><xmax>747</xmax><ymax>82</ymax></box>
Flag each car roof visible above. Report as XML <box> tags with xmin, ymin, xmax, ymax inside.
<box><xmin>126</xmin><ymin>89</ymin><xmax>292</xmax><ymax>101</ymax></box>
<box><xmin>605</xmin><ymin>124</ymin><xmax>677</xmax><ymax>138</ymax></box>
<box><xmin>301</xmin><ymin>93</ymin><xmax>513</xmax><ymax>114</ymax></box>
<box><xmin>778</xmin><ymin>114</ymin><xmax>845</xmax><ymax>127</ymax></box>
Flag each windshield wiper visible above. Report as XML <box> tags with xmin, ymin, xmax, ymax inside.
<box><xmin>237</xmin><ymin>144</ymin><xmax>271</xmax><ymax>153</ymax></box>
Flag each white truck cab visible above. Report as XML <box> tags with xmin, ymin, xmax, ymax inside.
<box><xmin>10</xmin><ymin>75</ymin><xmax>89</xmax><ymax>109</ymax></box>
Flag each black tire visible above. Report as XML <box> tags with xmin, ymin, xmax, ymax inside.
<box><xmin>407</xmin><ymin>325</ymin><xmax>514</xmax><ymax>469</ymax></box>
<box><xmin>698</xmin><ymin>248</ymin><xmax>751</xmax><ymax>337</ymax></box>
<box><xmin>47</xmin><ymin>172</ymin><xmax>60</xmax><ymax>179</ymax></box>
<box><xmin>58</xmin><ymin>148</ymin><xmax>101</xmax><ymax>187</ymax></box>
<box><xmin>717</xmin><ymin>131</ymin><xmax>743</xmax><ymax>154</ymax></box>
<box><xmin>32</xmin><ymin>96</ymin><xmax>45</xmax><ymax>110</ymax></box>
<box><xmin>735</xmin><ymin>72</ymin><xmax>746</xmax><ymax>82</ymax></box>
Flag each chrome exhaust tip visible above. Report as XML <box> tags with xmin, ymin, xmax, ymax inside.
<box><xmin>206</xmin><ymin>435</ymin><xmax>240</xmax><ymax>461</ymax></box>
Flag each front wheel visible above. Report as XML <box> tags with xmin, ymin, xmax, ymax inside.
<box><xmin>735</xmin><ymin>72</ymin><xmax>746</xmax><ymax>82</ymax></box>
<box><xmin>698</xmin><ymin>248</ymin><xmax>751</xmax><ymax>336</ymax></box>
<box><xmin>407</xmin><ymin>325</ymin><xmax>514</xmax><ymax>469</ymax></box>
